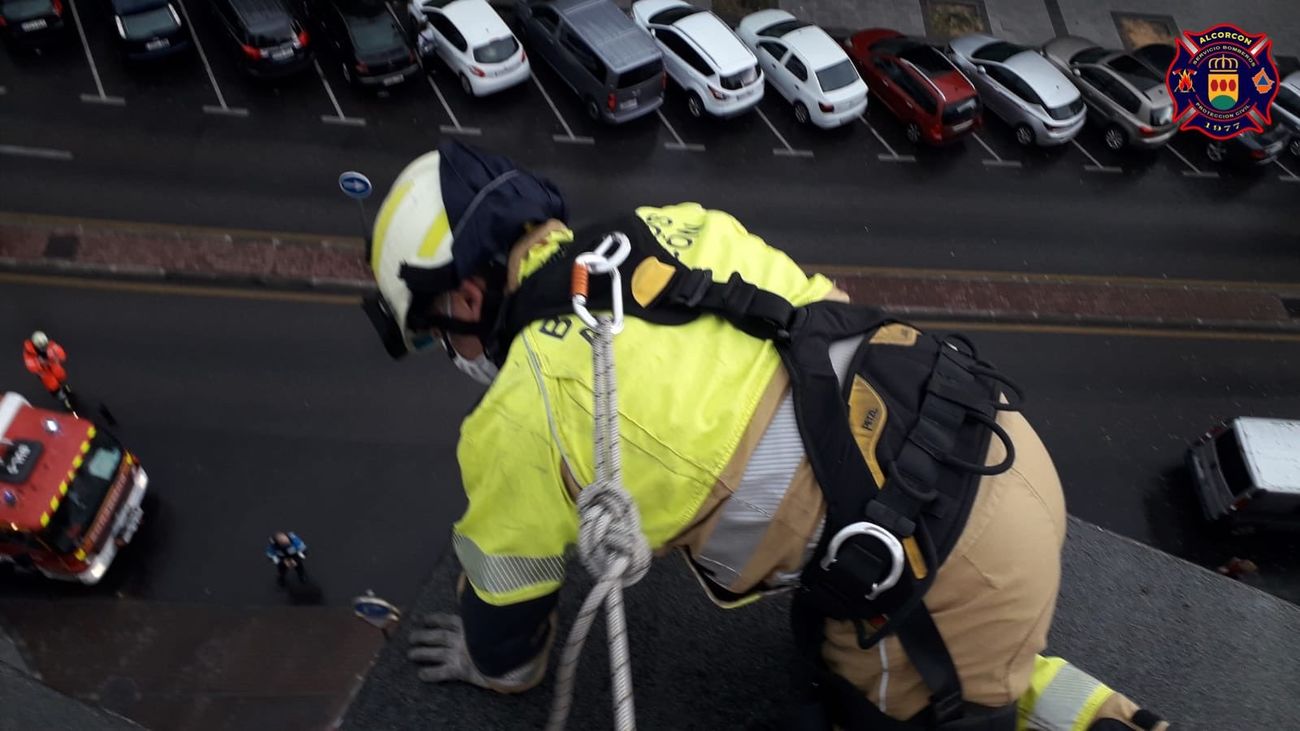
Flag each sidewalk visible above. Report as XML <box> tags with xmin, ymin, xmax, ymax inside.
<box><xmin>4</xmin><ymin>213</ymin><xmax>1299</xmax><ymax>336</ymax></box>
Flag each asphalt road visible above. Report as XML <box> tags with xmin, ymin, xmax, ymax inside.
<box><xmin>1</xmin><ymin>10</ymin><xmax>1298</xmax><ymax>283</ymax></box>
<box><xmin>2</xmin><ymin>276</ymin><xmax>1298</xmax><ymax>608</ymax></box>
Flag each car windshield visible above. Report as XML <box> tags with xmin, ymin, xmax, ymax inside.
<box><xmin>472</xmin><ymin>36</ymin><xmax>518</xmax><ymax>64</ymax></box>
<box><xmin>815</xmin><ymin>59</ymin><xmax>858</xmax><ymax>92</ymax></box>
<box><xmin>1107</xmin><ymin>54</ymin><xmax>1161</xmax><ymax>90</ymax></box>
<box><xmin>1</xmin><ymin>0</ymin><xmax>53</xmax><ymax>19</ymax></box>
<box><xmin>248</xmin><ymin>19</ymin><xmax>295</xmax><ymax>46</ymax></box>
<box><xmin>1275</xmin><ymin>86</ymin><xmax>1300</xmax><ymax>117</ymax></box>
<box><xmin>347</xmin><ymin>12</ymin><xmax>403</xmax><ymax>55</ymax></box>
<box><xmin>616</xmin><ymin>59</ymin><xmax>662</xmax><ymax>88</ymax></box>
<box><xmin>971</xmin><ymin>40</ymin><xmax>1026</xmax><ymax>63</ymax></box>
<box><xmin>942</xmin><ymin>96</ymin><xmax>979</xmax><ymax>124</ymax></box>
<box><xmin>898</xmin><ymin>45</ymin><xmax>953</xmax><ymax>76</ymax></box>
<box><xmin>39</xmin><ymin>434</ymin><xmax>125</xmax><ymax>555</ymax></box>
<box><xmin>120</xmin><ymin>5</ymin><xmax>178</xmax><ymax>39</ymax></box>
<box><xmin>720</xmin><ymin>64</ymin><xmax>758</xmax><ymax>90</ymax></box>
<box><xmin>1213</xmin><ymin>429</ymin><xmax>1254</xmax><ymax>496</ymax></box>
<box><xmin>757</xmin><ymin>19</ymin><xmax>808</xmax><ymax>38</ymax></box>
<box><xmin>647</xmin><ymin>6</ymin><xmax>700</xmax><ymax>26</ymax></box>
<box><xmin>1046</xmin><ymin>97</ymin><xmax>1084</xmax><ymax>120</ymax></box>
<box><xmin>1070</xmin><ymin>46</ymin><xmax>1108</xmax><ymax>65</ymax></box>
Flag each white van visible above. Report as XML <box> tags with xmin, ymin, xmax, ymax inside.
<box><xmin>1186</xmin><ymin>417</ymin><xmax>1300</xmax><ymax>530</ymax></box>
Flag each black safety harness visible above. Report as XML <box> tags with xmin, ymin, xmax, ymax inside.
<box><xmin>486</xmin><ymin>215</ymin><xmax>1025</xmax><ymax>730</ymax></box>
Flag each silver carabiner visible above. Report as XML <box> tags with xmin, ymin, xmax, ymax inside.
<box><xmin>571</xmin><ymin>233</ymin><xmax>628</xmax><ymax>333</ymax></box>
<box><xmin>818</xmin><ymin>521</ymin><xmax>905</xmax><ymax>601</ymax></box>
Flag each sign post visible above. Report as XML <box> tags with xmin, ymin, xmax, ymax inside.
<box><xmin>353</xmin><ymin>590</ymin><xmax>402</xmax><ymax>639</ymax></box>
<box><xmin>338</xmin><ymin>171</ymin><xmax>374</xmax><ymax>259</ymax></box>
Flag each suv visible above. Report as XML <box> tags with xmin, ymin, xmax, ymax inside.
<box><xmin>305</xmin><ymin>0</ymin><xmax>419</xmax><ymax>88</ymax></box>
<box><xmin>1041</xmin><ymin>36</ymin><xmax>1176</xmax><ymax>151</ymax></box>
<box><xmin>846</xmin><ymin>28</ymin><xmax>980</xmax><ymax>143</ymax></box>
<box><xmin>1187</xmin><ymin>417</ymin><xmax>1300</xmax><ymax>532</ymax></box>
<box><xmin>515</xmin><ymin>0</ymin><xmax>664</xmax><ymax>124</ymax></box>
<box><xmin>214</xmin><ymin>0</ymin><xmax>312</xmax><ymax>78</ymax></box>
<box><xmin>632</xmin><ymin>0</ymin><xmax>762</xmax><ymax>119</ymax></box>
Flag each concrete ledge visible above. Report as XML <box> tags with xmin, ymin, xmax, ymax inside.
<box><xmin>342</xmin><ymin>517</ymin><xmax>1299</xmax><ymax>729</ymax></box>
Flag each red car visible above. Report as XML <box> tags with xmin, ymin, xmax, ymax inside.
<box><xmin>845</xmin><ymin>29</ymin><xmax>982</xmax><ymax>145</ymax></box>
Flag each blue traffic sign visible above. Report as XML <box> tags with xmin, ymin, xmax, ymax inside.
<box><xmin>353</xmin><ymin>592</ymin><xmax>401</xmax><ymax>629</ymax></box>
<box><xmin>338</xmin><ymin>171</ymin><xmax>373</xmax><ymax>200</ymax></box>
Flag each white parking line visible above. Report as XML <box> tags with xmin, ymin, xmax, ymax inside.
<box><xmin>657</xmin><ymin>110</ymin><xmax>704</xmax><ymax>152</ymax></box>
<box><xmin>428</xmin><ymin>77</ymin><xmax>481</xmax><ymax>136</ymax></box>
<box><xmin>1275</xmin><ymin>158</ymin><xmax>1299</xmax><ymax>183</ymax></box>
<box><xmin>756</xmin><ymin>108</ymin><xmax>812</xmax><ymax>158</ymax></box>
<box><xmin>312</xmin><ymin>59</ymin><xmax>366</xmax><ymax>127</ymax></box>
<box><xmin>530</xmin><ymin>73</ymin><xmax>592</xmax><ymax>144</ymax></box>
<box><xmin>1070</xmin><ymin>139</ymin><xmax>1122</xmax><ymax>174</ymax></box>
<box><xmin>175</xmin><ymin>0</ymin><xmax>248</xmax><ymax>117</ymax></box>
<box><xmin>858</xmin><ymin>116</ymin><xmax>915</xmax><ymax>163</ymax></box>
<box><xmin>1165</xmin><ymin>144</ymin><xmax>1218</xmax><ymax>178</ymax></box>
<box><xmin>67</xmin><ymin>0</ymin><xmax>125</xmax><ymax>106</ymax></box>
<box><xmin>0</xmin><ymin>144</ymin><xmax>74</xmax><ymax>160</ymax></box>
<box><xmin>971</xmin><ymin>133</ymin><xmax>1021</xmax><ymax>168</ymax></box>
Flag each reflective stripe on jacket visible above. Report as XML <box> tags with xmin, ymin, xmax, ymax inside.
<box><xmin>453</xmin><ymin>203</ymin><xmax>835</xmax><ymax>606</ymax></box>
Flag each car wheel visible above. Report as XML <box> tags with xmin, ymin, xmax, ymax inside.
<box><xmin>905</xmin><ymin>122</ymin><xmax>922</xmax><ymax>144</ymax></box>
<box><xmin>1014</xmin><ymin>124</ymin><xmax>1034</xmax><ymax>146</ymax></box>
<box><xmin>460</xmin><ymin>74</ymin><xmax>473</xmax><ymax>96</ymax></box>
<box><xmin>686</xmin><ymin>92</ymin><xmax>704</xmax><ymax>119</ymax></box>
<box><xmin>1289</xmin><ymin>137</ymin><xmax>1300</xmax><ymax>158</ymax></box>
<box><xmin>794</xmin><ymin>102</ymin><xmax>809</xmax><ymax>124</ymax></box>
<box><xmin>1206</xmin><ymin>142</ymin><xmax>1226</xmax><ymax>163</ymax></box>
<box><xmin>1103</xmin><ymin>125</ymin><xmax>1127</xmax><ymax>151</ymax></box>
<box><xmin>585</xmin><ymin>98</ymin><xmax>602</xmax><ymax>122</ymax></box>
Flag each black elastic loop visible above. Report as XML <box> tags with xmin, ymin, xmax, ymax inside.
<box><xmin>884</xmin><ymin>459</ymin><xmax>940</xmax><ymax>504</ymax></box>
<box><xmin>932</xmin><ymin>411</ymin><xmax>1015</xmax><ymax>476</ymax></box>
<box><xmin>969</xmin><ymin>364</ymin><xmax>1026</xmax><ymax>412</ymax></box>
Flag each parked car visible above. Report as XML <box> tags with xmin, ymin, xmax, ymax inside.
<box><xmin>631</xmin><ymin>0</ymin><xmax>762</xmax><ymax>119</ymax></box>
<box><xmin>946</xmin><ymin>34</ymin><xmax>1084</xmax><ymax>146</ymax></box>
<box><xmin>110</xmin><ymin>0</ymin><xmax>191</xmax><ymax>60</ymax></box>
<box><xmin>1274</xmin><ymin>71</ymin><xmax>1300</xmax><ymax>158</ymax></box>
<box><xmin>0</xmin><ymin>0</ymin><xmax>67</xmax><ymax>48</ymax></box>
<box><xmin>1186</xmin><ymin>417</ymin><xmax>1300</xmax><ymax>532</ymax></box>
<box><xmin>1131</xmin><ymin>42</ymin><xmax>1175</xmax><ymax>78</ymax></box>
<box><xmin>1204</xmin><ymin>118</ymin><xmax>1293</xmax><ymax>167</ymax></box>
<box><xmin>515</xmin><ymin>0</ymin><xmax>664</xmax><ymax>124</ymax></box>
<box><xmin>304</xmin><ymin>0</ymin><xmax>419</xmax><ymax>88</ymax></box>
<box><xmin>1041</xmin><ymin>36</ymin><xmax>1176</xmax><ymax>151</ymax></box>
<box><xmin>407</xmin><ymin>0</ymin><xmax>528</xmax><ymax>96</ymax></box>
<box><xmin>844</xmin><ymin>28</ymin><xmax>979</xmax><ymax>143</ymax></box>
<box><xmin>213</xmin><ymin>0</ymin><xmax>312</xmax><ymax>78</ymax></box>
<box><xmin>735</xmin><ymin>10</ymin><xmax>866</xmax><ymax>128</ymax></box>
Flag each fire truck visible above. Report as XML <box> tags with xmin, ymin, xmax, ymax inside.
<box><xmin>0</xmin><ymin>391</ymin><xmax>148</xmax><ymax>584</ymax></box>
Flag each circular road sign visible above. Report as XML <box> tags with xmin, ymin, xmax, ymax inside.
<box><xmin>339</xmin><ymin>171</ymin><xmax>373</xmax><ymax>200</ymax></box>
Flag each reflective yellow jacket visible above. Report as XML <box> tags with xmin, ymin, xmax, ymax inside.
<box><xmin>453</xmin><ymin>203</ymin><xmax>834</xmax><ymax>606</ymax></box>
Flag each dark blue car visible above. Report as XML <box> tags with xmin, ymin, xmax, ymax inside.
<box><xmin>110</xmin><ymin>0</ymin><xmax>191</xmax><ymax>60</ymax></box>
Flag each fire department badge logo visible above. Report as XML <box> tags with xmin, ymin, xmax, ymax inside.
<box><xmin>1166</xmin><ymin>24</ymin><xmax>1279</xmax><ymax>140</ymax></box>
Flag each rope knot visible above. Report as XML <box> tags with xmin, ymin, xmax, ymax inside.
<box><xmin>576</xmin><ymin>481</ymin><xmax>652</xmax><ymax>588</ymax></box>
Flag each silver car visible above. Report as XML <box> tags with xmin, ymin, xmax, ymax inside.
<box><xmin>1275</xmin><ymin>71</ymin><xmax>1300</xmax><ymax>158</ymax></box>
<box><xmin>1042</xmin><ymin>36</ymin><xmax>1176</xmax><ymax>151</ymax></box>
<box><xmin>946</xmin><ymin>34</ymin><xmax>1085</xmax><ymax>146</ymax></box>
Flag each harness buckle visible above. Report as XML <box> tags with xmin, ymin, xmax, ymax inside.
<box><xmin>818</xmin><ymin>521</ymin><xmax>905</xmax><ymax>601</ymax></box>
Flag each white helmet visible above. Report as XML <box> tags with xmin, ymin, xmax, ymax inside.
<box><xmin>30</xmin><ymin>331</ymin><xmax>49</xmax><ymax>350</ymax></box>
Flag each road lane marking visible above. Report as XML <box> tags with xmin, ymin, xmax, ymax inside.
<box><xmin>857</xmin><ymin>116</ymin><xmax>914</xmax><ymax>162</ymax></box>
<box><xmin>1275</xmin><ymin>158</ymin><xmax>1299</xmax><ymax>183</ymax></box>
<box><xmin>757</xmin><ymin>108</ymin><xmax>812</xmax><ymax>157</ymax></box>
<box><xmin>313</xmin><ymin>59</ymin><xmax>366</xmax><ymax>127</ymax></box>
<box><xmin>809</xmin><ymin>263</ymin><xmax>1300</xmax><ymax>293</ymax></box>
<box><xmin>1166</xmin><ymin>144</ymin><xmax>1218</xmax><ymax>178</ymax></box>
<box><xmin>6</xmin><ymin>272</ymin><xmax>1297</xmax><ymax>344</ymax></box>
<box><xmin>531</xmin><ymin>73</ymin><xmax>592</xmax><ymax>144</ymax></box>
<box><xmin>0</xmin><ymin>145</ymin><xmax>74</xmax><ymax>160</ymax></box>
<box><xmin>68</xmin><ymin>0</ymin><xmax>125</xmax><ymax>106</ymax></box>
<box><xmin>176</xmin><ymin>0</ymin><xmax>247</xmax><ymax>117</ymax></box>
<box><xmin>657</xmin><ymin>110</ymin><xmax>704</xmax><ymax>152</ymax></box>
<box><xmin>1070</xmin><ymin>139</ymin><xmax>1122</xmax><ymax>173</ymax></box>
<box><xmin>428</xmin><ymin>76</ymin><xmax>480</xmax><ymax>136</ymax></box>
<box><xmin>971</xmin><ymin>133</ymin><xmax>1021</xmax><ymax>168</ymax></box>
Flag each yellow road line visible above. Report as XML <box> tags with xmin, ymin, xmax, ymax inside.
<box><xmin>0</xmin><ymin>211</ymin><xmax>363</xmax><ymax>249</ymax></box>
<box><xmin>809</xmin><ymin>264</ymin><xmax>1300</xmax><ymax>293</ymax></box>
<box><xmin>6</xmin><ymin>271</ymin><xmax>1300</xmax><ymax>344</ymax></box>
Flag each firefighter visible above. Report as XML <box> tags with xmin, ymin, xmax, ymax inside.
<box><xmin>363</xmin><ymin>142</ymin><xmax>1169</xmax><ymax>731</ymax></box>
<box><xmin>23</xmin><ymin>331</ymin><xmax>73</xmax><ymax>410</ymax></box>
<box><xmin>266</xmin><ymin>531</ymin><xmax>308</xmax><ymax>586</ymax></box>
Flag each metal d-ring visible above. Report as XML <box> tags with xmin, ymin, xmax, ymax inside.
<box><xmin>819</xmin><ymin>521</ymin><xmax>906</xmax><ymax>601</ymax></box>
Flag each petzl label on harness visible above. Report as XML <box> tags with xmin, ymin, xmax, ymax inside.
<box><xmin>868</xmin><ymin>323</ymin><xmax>920</xmax><ymax>347</ymax></box>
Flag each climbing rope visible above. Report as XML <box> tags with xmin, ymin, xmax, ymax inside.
<box><xmin>545</xmin><ymin>233</ymin><xmax>652</xmax><ymax>731</ymax></box>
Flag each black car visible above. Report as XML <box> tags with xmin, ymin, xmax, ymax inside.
<box><xmin>214</xmin><ymin>0</ymin><xmax>312</xmax><ymax>78</ymax></box>
<box><xmin>110</xmin><ymin>0</ymin><xmax>191</xmax><ymax>60</ymax></box>
<box><xmin>1205</xmin><ymin>119</ymin><xmax>1293</xmax><ymax>167</ymax></box>
<box><xmin>0</xmin><ymin>0</ymin><xmax>67</xmax><ymax>47</ymax></box>
<box><xmin>306</xmin><ymin>0</ymin><xmax>418</xmax><ymax>88</ymax></box>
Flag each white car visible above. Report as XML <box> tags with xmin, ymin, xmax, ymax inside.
<box><xmin>631</xmin><ymin>0</ymin><xmax>763</xmax><ymax>118</ymax></box>
<box><xmin>1276</xmin><ymin>71</ymin><xmax>1300</xmax><ymax>158</ymax></box>
<box><xmin>736</xmin><ymin>9</ymin><xmax>867</xmax><ymax>128</ymax></box>
<box><xmin>407</xmin><ymin>0</ymin><xmax>528</xmax><ymax>96</ymax></box>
